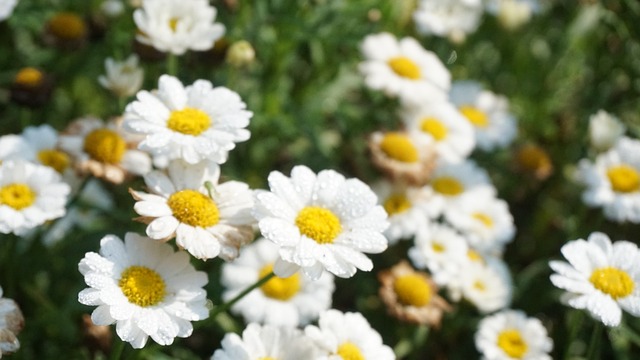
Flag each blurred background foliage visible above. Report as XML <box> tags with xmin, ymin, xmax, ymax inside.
<box><xmin>1</xmin><ymin>0</ymin><xmax>640</xmax><ymax>358</ymax></box>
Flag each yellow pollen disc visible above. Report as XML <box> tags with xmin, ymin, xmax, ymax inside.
<box><xmin>169</xmin><ymin>17</ymin><xmax>179</xmax><ymax>31</ymax></box>
<box><xmin>38</xmin><ymin>149</ymin><xmax>70</xmax><ymax>173</ymax></box>
<box><xmin>473</xmin><ymin>280</ymin><xmax>486</xmax><ymax>291</ymax></box>
<box><xmin>258</xmin><ymin>263</ymin><xmax>301</xmax><ymax>301</ymax></box>
<box><xmin>167</xmin><ymin>189</ymin><xmax>220</xmax><ymax>228</ymax></box>
<box><xmin>431</xmin><ymin>176</ymin><xmax>464</xmax><ymax>196</ymax></box>
<box><xmin>607</xmin><ymin>165</ymin><xmax>640</xmax><ymax>193</ymax></box>
<box><xmin>394</xmin><ymin>274</ymin><xmax>432</xmax><ymax>307</ymax></box>
<box><xmin>589</xmin><ymin>267</ymin><xmax>634</xmax><ymax>299</ymax></box>
<box><xmin>497</xmin><ymin>329</ymin><xmax>528</xmax><ymax>359</ymax></box>
<box><xmin>387</xmin><ymin>56</ymin><xmax>421</xmax><ymax>80</ymax></box>
<box><xmin>432</xmin><ymin>242</ymin><xmax>445</xmax><ymax>253</ymax></box>
<box><xmin>420</xmin><ymin>118</ymin><xmax>448</xmax><ymax>141</ymax></box>
<box><xmin>48</xmin><ymin>12</ymin><xmax>87</xmax><ymax>40</ymax></box>
<box><xmin>379</xmin><ymin>132</ymin><xmax>419</xmax><ymax>163</ymax></box>
<box><xmin>467</xmin><ymin>249</ymin><xmax>484</xmax><ymax>263</ymax></box>
<box><xmin>0</xmin><ymin>183</ymin><xmax>36</xmax><ymax>210</ymax></box>
<box><xmin>119</xmin><ymin>266</ymin><xmax>166</xmax><ymax>307</ymax></box>
<box><xmin>383</xmin><ymin>193</ymin><xmax>411</xmax><ymax>216</ymax></box>
<box><xmin>460</xmin><ymin>106</ymin><xmax>489</xmax><ymax>128</ymax></box>
<box><xmin>337</xmin><ymin>342</ymin><xmax>365</xmax><ymax>360</ymax></box>
<box><xmin>83</xmin><ymin>129</ymin><xmax>126</xmax><ymax>164</ymax></box>
<box><xmin>295</xmin><ymin>206</ymin><xmax>342</xmax><ymax>244</ymax></box>
<box><xmin>473</xmin><ymin>212</ymin><xmax>494</xmax><ymax>228</ymax></box>
<box><xmin>167</xmin><ymin>108</ymin><xmax>212</xmax><ymax>136</ymax></box>
<box><xmin>517</xmin><ymin>145</ymin><xmax>550</xmax><ymax>172</ymax></box>
<box><xmin>14</xmin><ymin>67</ymin><xmax>43</xmax><ymax>87</ymax></box>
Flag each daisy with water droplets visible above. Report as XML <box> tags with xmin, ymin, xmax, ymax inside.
<box><xmin>550</xmin><ymin>232</ymin><xmax>640</xmax><ymax>327</ymax></box>
<box><xmin>59</xmin><ymin>117</ymin><xmax>151</xmax><ymax>184</ymax></box>
<box><xmin>305</xmin><ymin>309</ymin><xmax>395</xmax><ymax>360</ymax></box>
<box><xmin>123</xmin><ymin>74</ymin><xmax>252</xmax><ymax>166</ymax></box>
<box><xmin>78</xmin><ymin>232</ymin><xmax>209</xmax><ymax>349</ymax></box>
<box><xmin>134</xmin><ymin>0</ymin><xmax>225</xmax><ymax>55</ymax></box>
<box><xmin>0</xmin><ymin>285</ymin><xmax>24</xmax><ymax>357</ymax></box>
<box><xmin>577</xmin><ymin>137</ymin><xmax>640</xmax><ymax>223</ymax></box>
<box><xmin>409</xmin><ymin>223</ymin><xmax>469</xmax><ymax>285</ymax></box>
<box><xmin>0</xmin><ymin>160</ymin><xmax>70</xmax><ymax>236</ymax></box>
<box><xmin>475</xmin><ymin>309</ymin><xmax>553</xmax><ymax>360</ymax></box>
<box><xmin>359</xmin><ymin>32</ymin><xmax>451</xmax><ymax>106</ymax></box>
<box><xmin>221</xmin><ymin>238</ymin><xmax>334</xmax><ymax>327</ymax></box>
<box><xmin>450</xmin><ymin>81</ymin><xmax>517</xmax><ymax>152</ymax></box>
<box><xmin>131</xmin><ymin>159</ymin><xmax>255</xmax><ymax>261</ymax></box>
<box><xmin>212</xmin><ymin>323</ymin><xmax>319</xmax><ymax>360</ymax></box>
<box><xmin>98</xmin><ymin>55</ymin><xmax>144</xmax><ymax>98</ymax></box>
<box><xmin>253</xmin><ymin>165</ymin><xmax>389</xmax><ymax>280</ymax></box>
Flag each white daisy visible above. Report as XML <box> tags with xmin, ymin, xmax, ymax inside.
<box><xmin>413</xmin><ymin>0</ymin><xmax>484</xmax><ymax>43</ymax></box>
<box><xmin>0</xmin><ymin>135</ymin><xmax>32</xmax><ymax>163</ymax></box>
<box><xmin>549</xmin><ymin>232</ymin><xmax>640</xmax><ymax>327</ymax></box>
<box><xmin>373</xmin><ymin>179</ymin><xmax>435</xmax><ymax>243</ymax></box>
<box><xmin>0</xmin><ymin>286</ymin><xmax>24</xmax><ymax>357</ymax></box>
<box><xmin>212</xmin><ymin>323</ymin><xmax>319</xmax><ymax>360</ymax></box>
<box><xmin>78</xmin><ymin>232</ymin><xmax>209</xmax><ymax>348</ymax></box>
<box><xmin>131</xmin><ymin>159</ymin><xmax>255</xmax><ymax>261</ymax></box>
<box><xmin>450</xmin><ymin>81</ymin><xmax>517</xmax><ymax>151</ymax></box>
<box><xmin>221</xmin><ymin>238</ymin><xmax>334</xmax><ymax>327</ymax></box>
<box><xmin>408</xmin><ymin>223</ymin><xmax>469</xmax><ymax>286</ymax></box>
<box><xmin>133</xmin><ymin>0</ymin><xmax>225</xmax><ymax>55</ymax></box>
<box><xmin>459</xmin><ymin>260</ymin><xmax>512</xmax><ymax>313</ymax></box>
<box><xmin>0</xmin><ymin>0</ymin><xmax>17</xmax><ymax>22</ymax></box>
<box><xmin>475</xmin><ymin>309</ymin><xmax>553</xmax><ymax>360</ymax></box>
<box><xmin>486</xmin><ymin>0</ymin><xmax>541</xmax><ymax>30</ymax></box>
<box><xmin>0</xmin><ymin>160</ymin><xmax>70</xmax><ymax>236</ymax></box>
<box><xmin>253</xmin><ymin>165</ymin><xmax>389</xmax><ymax>280</ymax></box>
<box><xmin>588</xmin><ymin>110</ymin><xmax>626</xmax><ymax>152</ymax></box>
<box><xmin>577</xmin><ymin>137</ymin><xmax>640</xmax><ymax>223</ymax></box>
<box><xmin>304</xmin><ymin>309</ymin><xmax>395</xmax><ymax>360</ymax></box>
<box><xmin>401</xmin><ymin>100</ymin><xmax>475</xmax><ymax>163</ymax></box>
<box><xmin>99</xmin><ymin>55</ymin><xmax>144</xmax><ymax>98</ymax></box>
<box><xmin>359</xmin><ymin>32</ymin><xmax>451</xmax><ymax>106</ymax></box>
<box><xmin>123</xmin><ymin>74</ymin><xmax>252</xmax><ymax>166</ymax></box>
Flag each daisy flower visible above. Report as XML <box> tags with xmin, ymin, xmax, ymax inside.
<box><xmin>459</xmin><ymin>260</ymin><xmax>512</xmax><ymax>313</ymax></box>
<box><xmin>368</xmin><ymin>130</ymin><xmax>436</xmax><ymax>186</ymax></box>
<box><xmin>0</xmin><ymin>160</ymin><xmax>70</xmax><ymax>236</ymax></box>
<box><xmin>0</xmin><ymin>286</ymin><xmax>24</xmax><ymax>357</ymax></box>
<box><xmin>78</xmin><ymin>232</ymin><xmax>209</xmax><ymax>348</ymax></box>
<box><xmin>577</xmin><ymin>137</ymin><xmax>640</xmax><ymax>223</ymax></box>
<box><xmin>131</xmin><ymin>159</ymin><xmax>255</xmax><ymax>261</ymax></box>
<box><xmin>20</xmin><ymin>124</ymin><xmax>72</xmax><ymax>174</ymax></box>
<box><xmin>515</xmin><ymin>143</ymin><xmax>553</xmax><ymax>181</ymax></box>
<box><xmin>59</xmin><ymin>117</ymin><xmax>151</xmax><ymax>184</ymax></box>
<box><xmin>212</xmin><ymin>323</ymin><xmax>319</xmax><ymax>360</ymax></box>
<box><xmin>221</xmin><ymin>238</ymin><xmax>334</xmax><ymax>327</ymax></box>
<box><xmin>378</xmin><ymin>260</ymin><xmax>451</xmax><ymax>326</ymax></box>
<box><xmin>401</xmin><ymin>101</ymin><xmax>475</xmax><ymax>163</ymax></box>
<box><xmin>134</xmin><ymin>0</ymin><xmax>225</xmax><ymax>55</ymax></box>
<box><xmin>253</xmin><ymin>165</ymin><xmax>389</xmax><ymax>280</ymax></box>
<box><xmin>486</xmin><ymin>0</ymin><xmax>541</xmax><ymax>30</ymax></box>
<box><xmin>475</xmin><ymin>309</ymin><xmax>553</xmax><ymax>360</ymax></box>
<box><xmin>123</xmin><ymin>74</ymin><xmax>252</xmax><ymax>166</ymax></box>
<box><xmin>588</xmin><ymin>110</ymin><xmax>626</xmax><ymax>152</ymax></box>
<box><xmin>0</xmin><ymin>0</ymin><xmax>18</xmax><ymax>21</ymax></box>
<box><xmin>98</xmin><ymin>55</ymin><xmax>144</xmax><ymax>98</ymax></box>
<box><xmin>305</xmin><ymin>309</ymin><xmax>395</xmax><ymax>360</ymax></box>
<box><xmin>359</xmin><ymin>32</ymin><xmax>451</xmax><ymax>106</ymax></box>
<box><xmin>413</xmin><ymin>0</ymin><xmax>484</xmax><ymax>43</ymax></box>
<box><xmin>549</xmin><ymin>232</ymin><xmax>640</xmax><ymax>327</ymax></box>
<box><xmin>450</xmin><ymin>81</ymin><xmax>517</xmax><ymax>152</ymax></box>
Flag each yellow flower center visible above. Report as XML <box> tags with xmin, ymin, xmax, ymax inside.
<box><xmin>167</xmin><ymin>189</ymin><xmax>220</xmax><ymax>228</ymax></box>
<box><xmin>167</xmin><ymin>108</ymin><xmax>212</xmax><ymax>136</ymax></box>
<box><xmin>394</xmin><ymin>274</ymin><xmax>432</xmax><ymax>307</ymax></box>
<box><xmin>589</xmin><ymin>267</ymin><xmax>634</xmax><ymax>299</ymax></box>
<box><xmin>420</xmin><ymin>118</ymin><xmax>448</xmax><ymax>141</ymax></box>
<box><xmin>383</xmin><ymin>193</ymin><xmax>411</xmax><ymax>216</ymax></box>
<box><xmin>37</xmin><ymin>149</ymin><xmax>70</xmax><ymax>173</ymax></box>
<box><xmin>169</xmin><ymin>17</ymin><xmax>179</xmax><ymax>31</ymax></box>
<box><xmin>258</xmin><ymin>263</ymin><xmax>301</xmax><ymax>301</ymax></box>
<box><xmin>459</xmin><ymin>106</ymin><xmax>489</xmax><ymax>128</ymax></box>
<box><xmin>467</xmin><ymin>249</ymin><xmax>484</xmax><ymax>263</ymax></box>
<box><xmin>337</xmin><ymin>342</ymin><xmax>365</xmax><ymax>360</ymax></box>
<box><xmin>473</xmin><ymin>212</ymin><xmax>494</xmax><ymax>228</ymax></box>
<box><xmin>431</xmin><ymin>176</ymin><xmax>464</xmax><ymax>196</ymax></box>
<box><xmin>607</xmin><ymin>165</ymin><xmax>640</xmax><ymax>193</ymax></box>
<box><xmin>118</xmin><ymin>266</ymin><xmax>166</xmax><ymax>307</ymax></box>
<box><xmin>83</xmin><ymin>129</ymin><xmax>126</xmax><ymax>164</ymax></box>
<box><xmin>387</xmin><ymin>56</ymin><xmax>421</xmax><ymax>80</ymax></box>
<box><xmin>432</xmin><ymin>242</ymin><xmax>445</xmax><ymax>253</ymax></box>
<box><xmin>379</xmin><ymin>132</ymin><xmax>419</xmax><ymax>163</ymax></box>
<box><xmin>516</xmin><ymin>145</ymin><xmax>551</xmax><ymax>172</ymax></box>
<box><xmin>48</xmin><ymin>12</ymin><xmax>87</xmax><ymax>40</ymax></box>
<box><xmin>295</xmin><ymin>206</ymin><xmax>342</xmax><ymax>244</ymax></box>
<box><xmin>497</xmin><ymin>329</ymin><xmax>528</xmax><ymax>359</ymax></box>
<box><xmin>0</xmin><ymin>183</ymin><xmax>36</xmax><ymax>210</ymax></box>
<box><xmin>473</xmin><ymin>280</ymin><xmax>486</xmax><ymax>291</ymax></box>
<box><xmin>14</xmin><ymin>67</ymin><xmax>43</xmax><ymax>87</ymax></box>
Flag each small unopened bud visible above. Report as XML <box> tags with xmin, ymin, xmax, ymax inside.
<box><xmin>226</xmin><ymin>40</ymin><xmax>255</xmax><ymax>68</ymax></box>
<box><xmin>588</xmin><ymin>110</ymin><xmax>625</xmax><ymax>152</ymax></box>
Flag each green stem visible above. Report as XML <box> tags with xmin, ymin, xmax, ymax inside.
<box><xmin>109</xmin><ymin>337</ymin><xmax>126</xmax><ymax>360</ymax></box>
<box><xmin>586</xmin><ymin>322</ymin><xmax>603</xmax><ymax>359</ymax></box>
<box><xmin>167</xmin><ymin>53</ymin><xmax>179</xmax><ymax>77</ymax></box>
<box><xmin>564</xmin><ymin>310</ymin><xmax>583</xmax><ymax>360</ymax></box>
<box><xmin>618</xmin><ymin>322</ymin><xmax>640</xmax><ymax>347</ymax></box>
<box><xmin>210</xmin><ymin>271</ymin><xmax>275</xmax><ymax>319</ymax></box>
<box><xmin>409</xmin><ymin>325</ymin><xmax>430</xmax><ymax>360</ymax></box>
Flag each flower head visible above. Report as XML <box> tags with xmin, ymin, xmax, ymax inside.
<box><xmin>413</xmin><ymin>0</ymin><xmax>484</xmax><ymax>43</ymax></box>
<box><xmin>99</xmin><ymin>55</ymin><xmax>144</xmax><ymax>98</ymax></box>
<box><xmin>0</xmin><ymin>286</ymin><xmax>24</xmax><ymax>357</ymax></box>
<box><xmin>588</xmin><ymin>110</ymin><xmax>626</xmax><ymax>152</ymax></box>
